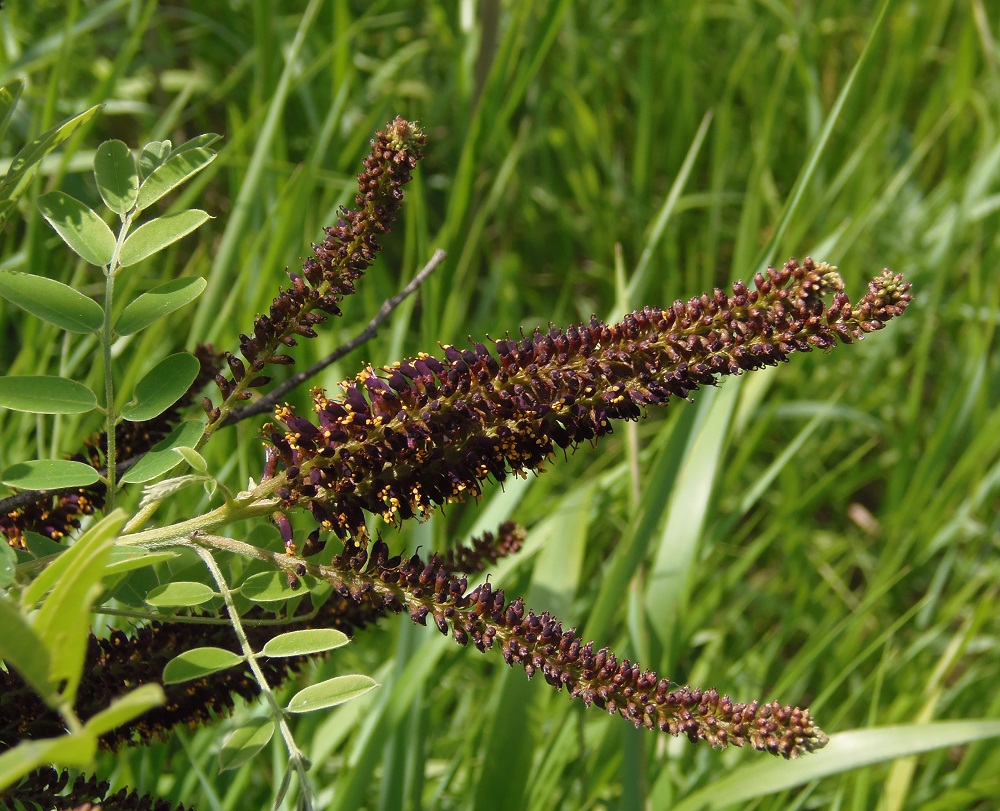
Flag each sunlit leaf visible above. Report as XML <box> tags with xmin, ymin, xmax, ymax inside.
<box><xmin>0</xmin><ymin>270</ymin><xmax>104</xmax><ymax>333</ymax></box>
<box><xmin>135</xmin><ymin>147</ymin><xmax>218</xmax><ymax>210</ymax></box>
<box><xmin>114</xmin><ymin>276</ymin><xmax>206</xmax><ymax>336</ymax></box>
<box><xmin>137</xmin><ymin>140</ymin><xmax>171</xmax><ymax>179</ymax></box>
<box><xmin>672</xmin><ymin>721</ymin><xmax>1000</xmax><ymax>811</ymax></box>
<box><xmin>0</xmin><ymin>459</ymin><xmax>100</xmax><ymax>490</ymax></box>
<box><xmin>285</xmin><ymin>674</ymin><xmax>378</xmax><ymax>713</ymax></box>
<box><xmin>0</xmin><ymin>375</ymin><xmax>98</xmax><ymax>414</ymax></box>
<box><xmin>0</xmin><ymin>104</ymin><xmax>100</xmax><ymax>216</ymax></box>
<box><xmin>118</xmin><ymin>209</ymin><xmax>210</xmax><ymax>267</ymax></box>
<box><xmin>94</xmin><ymin>139</ymin><xmax>139</xmax><ymax>215</ymax></box>
<box><xmin>219</xmin><ymin>716</ymin><xmax>275</xmax><ymax>772</ymax></box>
<box><xmin>38</xmin><ymin>191</ymin><xmax>116</xmax><ymax>267</ymax></box>
<box><xmin>144</xmin><ymin>581</ymin><xmax>216</xmax><ymax>608</ymax></box>
<box><xmin>162</xmin><ymin>647</ymin><xmax>245</xmax><ymax>684</ymax></box>
<box><xmin>262</xmin><ymin>629</ymin><xmax>349</xmax><ymax>658</ymax></box>
<box><xmin>120</xmin><ymin>352</ymin><xmax>200</xmax><ymax>422</ymax></box>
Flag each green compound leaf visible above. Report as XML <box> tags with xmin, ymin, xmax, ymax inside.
<box><xmin>136</xmin><ymin>147</ymin><xmax>218</xmax><ymax>210</ymax></box>
<box><xmin>120</xmin><ymin>419</ymin><xmax>205</xmax><ymax>484</ymax></box>
<box><xmin>82</xmin><ymin>684</ymin><xmax>165</xmax><ymax>738</ymax></box>
<box><xmin>0</xmin><ymin>733</ymin><xmax>97</xmax><ymax>794</ymax></box>
<box><xmin>240</xmin><ymin>570</ymin><xmax>304</xmax><ymax>604</ymax></box>
<box><xmin>0</xmin><ymin>270</ymin><xmax>104</xmax><ymax>333</ymax></box>
<box><xmin>121</xmin><ymin>352</ymin><xmax>200</xmax><ymax>422</ymax></box>
<box><xmin>0</xmin><ymin>460</ymin><xmax>100</xmax><ymax>490</ymax></box>
<box><xmin>118</xmin><ymin>209</ymin><xmax>210</xmax><ymax>267</ymax></box>
<box><xmin>37</xmin><ymin>191</ymin><xmax>116</xmax><ymax>268</ymax></box>
<box><xmin>0</xmin><ymin>375</ymin><xmax>98</xmax><ymax>414</ymax></box>
<box><xmin>144</xmin><ymin>581</ymin><xmax>216</xmax><ymax>609</ymax></box>
<box><xmin>114</xmin><ymin>276</ymin><xmax>207</xmax><ymax>336</ymax></box>
<box><xmin>285</xmin><ymin>674</ymin><xmax>378</xmax><ymax>714</ymax></box>
<box><xmin>162</xmin><ymin>647</ymin><xmax>245</xmax><ymax>684</ymax></box>
<box><xmin>0</xmin><ymin>596</ymin><xmax>53</xmax><ymax>701</ymax></box>
<box><xmin>94</xmin><ymin>139</ymin><xmax>139</xmax><ymax>215</ymax></box>
<box><xmin>262</xmin><ymin>628</ymin><xmax>350</xmax><ymax>658</ymax></box>
<box><xmin>219</xmin><ymin>716</ymin><xmax>276</xmax><ymax>772</ymax></box>
<box><xmin>0</xmin><ymin>104</ymin><xmax>101</xmax><ymax>225</ymax></box>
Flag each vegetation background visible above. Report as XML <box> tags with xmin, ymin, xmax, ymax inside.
<box><xmin>1</xmin><ymin>0</ymin><xmax>999</xmax><ymax>808</ymax></box>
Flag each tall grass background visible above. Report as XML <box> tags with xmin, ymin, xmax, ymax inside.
<box><xmin>1</xmin><ymin>1</ymin><xmax>999</xmax><ymax>808</ymax></box>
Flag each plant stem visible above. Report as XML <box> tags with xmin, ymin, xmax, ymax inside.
<box><xmin>102</xmin><ymin>210</ymin><xmax>135</xmax><ymax>510</ymax></box>
<box><xmin>194</xmin><ymin>544</ymin><xmax>314</xmax><ymax>811</ymax></box>
<box><xmin>102</xmin><ymin>263</ymin><xmax>117</xmax><ymax>509</ymax></box>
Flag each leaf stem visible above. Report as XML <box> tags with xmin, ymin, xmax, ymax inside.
<box><xmin>193</xmin><ymin>544</ymin><xmax>314</xmax><ymax>811</ymax></box>
<box><xmin>101</xmin><ymin>210</ymin><xmax>135</xmax><ymax>510</ymax></box>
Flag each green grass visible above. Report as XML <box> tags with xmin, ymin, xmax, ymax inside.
<box><xmin>2</xmin><ymin>0</ymin><xmax>999</xmax><ymax>808</ymax></box>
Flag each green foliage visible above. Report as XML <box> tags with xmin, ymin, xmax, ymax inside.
<box><xmin>1</xmin><ymin>1</ymin><xmax>998</xmax><ymax>809</ymax></box>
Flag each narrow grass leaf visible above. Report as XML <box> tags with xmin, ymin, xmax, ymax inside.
<box><xmin>644</xmin><ymin>382</ymin><xmax>739</xmax><ymax>651</ymax></box>
<box><xmin>120</xmin><ymin>419</ymin><xmax>205</xmax><ymax>483</ymax></box>
<box><xmin>262</xmin><ymin>629</ymin><xmax>350</xmax><ymax>658</ymax></box>
<box><xmin>286</xmin><ymin>674</ymin><xmax>378</xmax><ymax>713</ymax></box>
<box><xmin>94</xmin><ymin>139</ymin><xmax>139</xmax><ymax>215</ymax></box>
<box><xmin>118</xmin><ymin>209</ymin><xmax>210</xmax><ymax>267</ymax></box>
<box><xmin>0</xmin><ymin>79</ymin><xmax>24</xmax><ymax>143</ymax></box>
<box><xmin>0</xmin><ymin>459</ymin><xmax>100</xmax><ymax>490</ymax></box>
<box><xmin>162</xmin><ymin>647</ymin><xmax>245</xmax><ymax>684</ymax></box>
<box><xmin>136</xmin><ymin>148</ymin><xmax>218</xmax><ymax>210</ymax></box>
<box><xmin>145</xmin><ymin>581</ymin><xmax>216</xmax><ymax>608</ymax></box>
<box><xmin>0</xmin><ymin>270</ymin><xmax>104</xmax><ymax>333</ymax></box>
<box><xmin>82</xmin><ymin>684</ymin><xmax>165</xmax><ymax>738</ymax></box>
<box><xmin>218</xmin><ymin>716</ymin><xmax>275</xmax><ymax>772</ymax></box>
<box><xmin>0</xmin><ymin>375</ymin><xmax>98</xmax><ymax>414</ymax></box>
<box><xmin>37</xmin><ymin>191</ymin><xmax>116</xmax><ymax>267</ymax></box>
<box><xmin>121</xmin><ymin>352</ymin><xmax>200</xmax><ymax>422</ymax></box>
<box><xmin>673</xmin><ymin>721</ymin><xmax>1000</xmax><ymax>811</ymax></box>
<box><xmin>114</xmin><ymin>276</ymin><xmax>207</xmax><ymax>335</ymax></box>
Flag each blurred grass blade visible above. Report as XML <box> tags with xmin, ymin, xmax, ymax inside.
<box><xmin>673</xmin><ymin>721</ymin><xmax>1000</xmax><ymax>811</ymax></box>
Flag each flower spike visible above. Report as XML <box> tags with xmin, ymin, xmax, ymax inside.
<box><xmin>265</xmin><ymin>259</ymin><xmax>911</xmax><ymax>541</ymax></box>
